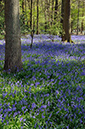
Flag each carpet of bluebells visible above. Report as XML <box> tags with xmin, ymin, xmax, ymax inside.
<box><xmin>0</xmin><ymin>34</ymin><xmax>85</xmax><ymax>129</ymax></box>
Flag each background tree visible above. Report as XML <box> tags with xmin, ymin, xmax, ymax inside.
<box><xmin>4</xmin><ymin>0</ymin><xmax>22</xmax><ymax>72</ymax></box>
<box><xmin>30</xmin><ymin>0</ymin><xmax>33</xmax><ymax>48</ymax></box>
<box><xmin>60</xmin><ymin>0</ymin><xmax>64</xmax><ymax>37</ymax></box>
<box><xmin>36</xmin><ymin>0</ymin><xmax>39</xmax><ymax>34</ymax></box>
<box><xmin>76</xmin><ymin>0</ymin><xmax>80</xmax><ymax>35</ymax></box>
<box><xmin>54</xmin><ymin>0</ymin><xmax>58</xmax><ymax>21</ymax></box>
<box><xmin>0</xmin><ymin>0</ymin><xmax>85</xmax><ymax>40</ymax></box>
<box><xmin>30</xmin><ymin>0</ymin><xmax>32</xmax><ymax>31</ymax></box>
<box><xmin>81</xmin><ymin>0</ymin><xmax>84</xmax><ymax>34</ymax></box>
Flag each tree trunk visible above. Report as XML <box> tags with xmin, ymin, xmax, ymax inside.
<box><xmin>50</xmin><ymin>0</ymin><xmax>54</xmax><ymax>26</ymax></box>
<box><xmin>61</xmin><ymin>0</ymin><xmax>64</xmax><ymax>25</ymax></box>
<box><xmin>54</xmin><ymin>0</ymin><xmax>58</xmax><ymax>20</ymax></box>
<box><xmin>33</xmin><ymin>0</ymin><xmax>35</xmax><ymax>31</ymax></box>
<box><xmin>60</xmin><ymin>0</ymin><xmax>64</xmax><ymax>37</ymax></box>
<box><xmin>4</xmin><ymin>0</ymin><xmax>22</xmax><ymax>72</ymax></box>
<box><xmin>27</xmin><ymin>0</ymin><xmax>30</xmax><ymax>27</ymax></box>
<box><xmin>30</xmin><ymin>0</ymin><xmax>34</xmax><ymax>48</ymax></box>
<box><xmin>44</xmin><ymin>0</ymin><xmax>48</xmax><ymax>32</ymax></box>
<box><xmin>77</xmin><ymin>0</ymin><xmax>80</xmax><ymax>35</ymax></box>
<box><xmin>36</xmin><ymin>0</ymin><xmax>39</xmax><ymax>34</ymax></box>
<box><xmin>81</xmin><ymin>1</ymin><xmax>84</xmax><ymax>34</ymax></box>
<box><xmin>45</xmin><ymin>10</ymin><xmax>47</xmax><ymax>32</ymax></box>
<box><xmin>30</xmin><ymin>0</ymin><xmax>32</xmax><ymax>30</ymax></box>
<box><xmin>62</xmin><ymin>0</ymin><xmax>71</xmax><ymax>42</ymax></box>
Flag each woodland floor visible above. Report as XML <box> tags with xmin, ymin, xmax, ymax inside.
<box><xmin>0</xmin><ymin>34</ymin><xmax>85</xmax><ymax>129</ymax></box>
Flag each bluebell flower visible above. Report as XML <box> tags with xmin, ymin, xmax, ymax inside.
<box><xmin>20</xmin><ymin>117</ymin><xmax>23</xmax><ymax>122</ymax></box>
<box><xmin>42</xmin><ymin>113</ymin><xmax>45</xmax><ymax>118</ymax></box>
<box><xmin>32</xmin><ymin>103</ymin><xmax>36</xmax><ymax>109</ymax></box>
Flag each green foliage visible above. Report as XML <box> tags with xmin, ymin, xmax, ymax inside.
<box><xmin>0</xmin><ymin>1</ymin><xmax>5</xmax><ymax>39</ymax></box>
<box><xmin>0</xmin><ymin>0</ymin><xmax>85</xmax><ymax>37</ymax></box>
<box><xmin>71</xmin><ymin>0</ymin><xmax>85</xmax><ymax>33</ymax></box>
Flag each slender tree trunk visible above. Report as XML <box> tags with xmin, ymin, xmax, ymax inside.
<box><xmin>33</xmin><ymin>0</ymin><xmax>35</xmax><ymax>31</ymax></box>
<box><xmin>47</xmin><ymin>0</ymin><xmax>51</xmax><ymax>34</ymax></box>
<box><xmin>48</xmin><ymin>0</ymin><xmax>51</xmax><ymax>28</ymax></box>
<box><xmin>60</xmin><ymin>0</ymin><xmax>64</xmax><ymax>37</ymax></box>
<box><xmin>30</xmin><ymin>0</ymin><xmax>32</xmax><ymax>30</ymax></box>
<box><xmin>45</xmin><ymin>10</ymin><xmax>47</xmax><ymax>32</ymax></box>
<box><xmin>77</xmin><ymin>0</ymin><xmax>80</xmax><ymax>35</ymax></box>
<box><xmin>30</xmin><ymin>0</ymin><xmax>34</xmax><ymax>48</ymax></box>
<box><xmin>36</xmin><ymin>0</ymin><xmax>39</xmax><ymax>34</ymax></box>
<box><xmin>71</xmin><ymin>21</ymin><xmax>73</xmax><ymax>34</ymax></box>
<box><xmin>4</xmin><ymin>0</ymin><xmax>22</xmax><ymax>72</ymax></box>
<box><xmin>62</xmin><ymin>0</ymin><xmax>71</xmax><ymax>42</ymax></box>
<box><xmin>51</xmin><ymin>0</ymin><xmax>54</xmax><ymax>26</ymax></box>
<box><xmin>27</xmin><ymin>0</ymin><xmax>30</xmax><ymax>27</ymax></box>
<box><xmin>54</xmin><ymin>0</ymin><xmax>58</xmax><ymax>20</ymax></box>
<box><xmin>81</xmin><ymin>1</ymin><xmax>84</xmax><ymax>34</ymax></box>
<box><xmin>44</xmin><ymin>0</ymin><xmax>48</xmax><ymax>32</ymax></box>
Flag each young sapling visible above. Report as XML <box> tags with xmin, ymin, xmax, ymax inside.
<box><xmin>30</xmin><ymin>30</ymin><xmax>35</xmax><ymax>48</ymax></box>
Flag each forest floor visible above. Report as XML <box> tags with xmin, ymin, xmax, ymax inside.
<box><xmin>0</xmin><ymin>35</ymin><xmax>85</xmax><ymax>129</ymax></box>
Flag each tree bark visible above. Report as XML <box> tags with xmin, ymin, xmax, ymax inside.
<box><xmin>36</xmin><ymin>0</ymin><xmax>39</xmax><ymax>34</ymax></box>
<box><xmin>54</xmin><ymin>0</ymin><xmax>58</xmax><ymax>20</ymax></box>
<box><xmin>77</xmin><ymin>0</ymin><xmax>80</xmax><ymax>35</ymax></box>
<box><xmin>62</xmin><ymin>0</ymin><xmax>71</xmax><ymax>42</ymax></box>
<box><xmin>51</xmin><ymin>0</ymin><xmax>54</xmax><ymax>26</ymax></box>
<box><xmin>81</xmin><ymin>0</ymin><xmax>84</xmax><ymax>34</ymax></box>
<box><xmin>44</xmin><ymin>0</ymin><xmax>48</xmax><ymax>32</ymax></box>
<box><xmin>4</xmin><ymin>0</ymin><xmax>22</xmax><ymax>72</ymax></box>
<box><xmin>30</xmin><ymin>0</ymin><xmax>32</xmax><ymax>30</ymax></box>
<box><xmin>60</xmin><ymin>0</ymin><xmax>64</xmax><ymax>37</ymax></box>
